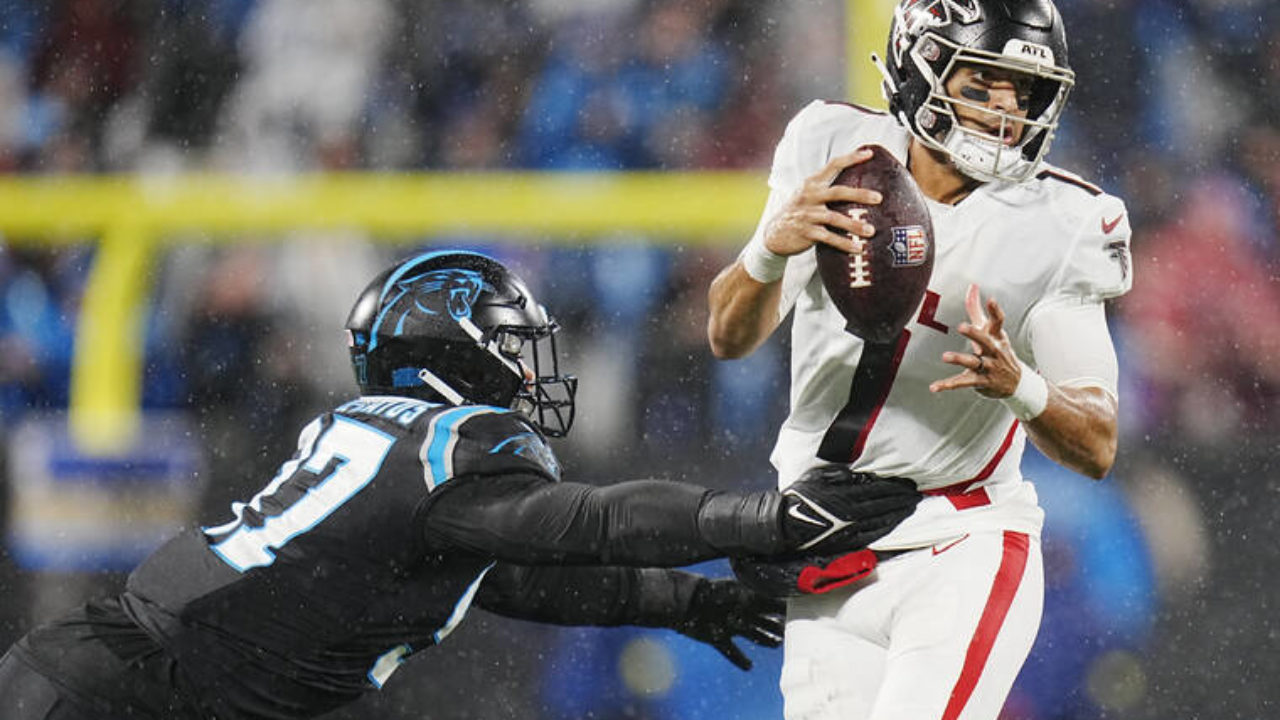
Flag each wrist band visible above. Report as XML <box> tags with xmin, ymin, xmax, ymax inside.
<box><xmin>1002</xmin><ymin>361</ymin><xmax>1049</xmax><ymax>421</ymax></box>
<box><xmin>697</xmin><ymin>490</ymin><xmax>785</xmax><ymax>555</ymax></box>
<box><xmin>740</xmin><ymin>241</ymin><xmax>788</xmax><ymax>284</ymax></box>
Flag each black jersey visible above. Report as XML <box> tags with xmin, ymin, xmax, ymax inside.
<box><xmin>13</xmin><ymin>395</ymin><xmax>801</xmax><ymax>720</ymax></box>
<box><xmin>122</xmin><ymin>397</ymin><xmax>561</xmax><ymax>719</ymax></box>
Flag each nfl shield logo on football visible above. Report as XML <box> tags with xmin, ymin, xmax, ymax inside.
<box><xmin>889</xmin><ymin>226</ymin><xmax>929</xmax><ymax>267</ymax></box>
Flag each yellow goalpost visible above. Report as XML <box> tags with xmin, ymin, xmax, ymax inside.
<box><xmin>0</xmin><ymin>0</ymin><xmax>892</xmax><ymax>454</ymax></box>
<box><xmin>0</xmin><ymin>172</ymin><xmax>767</xmax><ymax>452</ymax></box>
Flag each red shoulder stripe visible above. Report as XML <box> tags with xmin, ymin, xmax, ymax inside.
<box><xmin>1036</xmin><ymin>169</ymin><xmax>1102</xmax><ymax>196</ymax></box>
<box><xmin>820</xmin><ymin>99</ymin><xmax>888</xmax><ymax>116</ymax></box>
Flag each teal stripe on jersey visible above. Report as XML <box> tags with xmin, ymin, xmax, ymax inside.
<box><xmin>421</xmin><ymin>406</ymin><xmax>498</xmax><ymax>490</ymax></box>
<box><xmin>433</xmin><ymin>562</ymin><xmax>494</xmax><ymax>644</ymax></box>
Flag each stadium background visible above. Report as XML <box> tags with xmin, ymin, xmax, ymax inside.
<box><xmin>0</xmin><ymin>0</ymin><xmax>1277</xmax><ymax>718</ymax></box>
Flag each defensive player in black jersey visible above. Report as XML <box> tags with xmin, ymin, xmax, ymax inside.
<box><xmin>0</xmin><ymin>251</ymin><xmax>921</xmax><ymax>720</ymax></box>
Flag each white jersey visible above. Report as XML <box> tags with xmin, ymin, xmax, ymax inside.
<box><xmin>756</xmin><ymin>100</ymin><xmax>1133</xmax><ymax>550</ymax></box>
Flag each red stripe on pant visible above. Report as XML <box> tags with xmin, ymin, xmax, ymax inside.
<box><xmin>941</xmin><ymin>531</ymin><xmax>1031</xmax><ymax>720</ymax></box>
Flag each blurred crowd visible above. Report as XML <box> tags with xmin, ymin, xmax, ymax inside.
<box><xmin>0</xmin><ymin>1</ymin><xmax>1277</xmax><ymax>719</ymax></box>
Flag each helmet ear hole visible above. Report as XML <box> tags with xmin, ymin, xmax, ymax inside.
<box><xmin>496</xmin><ymin>331</ymin><xmax>525</xmax><ymax>359</ymax></box>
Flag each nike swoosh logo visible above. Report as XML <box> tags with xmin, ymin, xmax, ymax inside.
<box><xmin>787</xmin><ymin>503</ymin><xmax>828</xmax><ymax>527</ymax></box>
<box><xmin>1101</xmin><ymin>213</ymin><xmax>1124</xmax><ymax>234</ymax></box>
<box><xmin>931</xmin><ymin>534</ymin><xmax>970</xmax><ymax>556</ymax></box>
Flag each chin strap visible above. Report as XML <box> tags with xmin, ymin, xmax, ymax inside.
<box><xmin>417</xmin><ymin>368</ymin><xmax>465</xmax><ymax>405</ymax></box>
<box><xmin>871</xmin><ymin>51</ymin><xmax>930</xmax><ymax>142</ymax></box>
<box><xmin>870</xmin><ymin>52</ymin><xmax>897</xmax><ymax>102</ymax></box>
<box><xmin>943</xmin><ymin>129</ymin><xmax>1035</xmax><ymax>184</ymax></box>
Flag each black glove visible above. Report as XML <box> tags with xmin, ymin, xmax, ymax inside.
<box><xmin>732</xmin><ymin>548</ymin><xmax>880</xmax><ymax>598</ymax></box>
<box><xmin>779</xmin><ymin>464</ymin><xmax>920</xmax><ymax>554</ymax></box>
<box><xmin>674</xmin><ymin>578</ymin><xmax>785</xmax><ymax>671</ymax></box>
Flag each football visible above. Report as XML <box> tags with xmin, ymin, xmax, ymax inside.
<box><xmin>815</xmin><ymin>144</ymin><xmax>935</xmax><ymax>344</ymax></box>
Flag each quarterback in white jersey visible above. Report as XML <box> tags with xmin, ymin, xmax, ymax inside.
<box><xmin>706</xmin><ymin>1</ymin><xmax>1133</xmax><ymax>719</ymax></box>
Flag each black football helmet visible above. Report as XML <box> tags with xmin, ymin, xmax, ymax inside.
<box><xmin>345</xmin><ymin>251</ymin><xmax>577</xmax><ymax>437</ymax></box>
<box><xmin>873</xmin><ymin>0</ymin><xmax>1075</xmax><ymax>183</ymax></box>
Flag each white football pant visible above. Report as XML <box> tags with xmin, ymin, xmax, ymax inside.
<box><xmin>781</xmin><ymin>530</ymin><xmax>1043</xmax><ymax>720</ymax></box>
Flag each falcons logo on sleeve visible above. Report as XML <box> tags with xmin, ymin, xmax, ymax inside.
<box><xmin>1105</xmin><ymin>239</ymin><xmax>1130</xmax><ymax>283</ymax></box>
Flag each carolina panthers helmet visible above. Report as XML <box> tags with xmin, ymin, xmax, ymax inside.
<box><xmin>873</xmin><ymin>0</ymin><xmax>1075</xmax><ymax>183</ymax></box>
<box><xmin>345</xmin><ymin>251</ymin><xmax>577</xmax><ymax>437</ymax></box>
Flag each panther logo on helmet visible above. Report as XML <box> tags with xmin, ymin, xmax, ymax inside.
<box><xmin>347</xmin><ymin>251</ymin><xmax>579</xmax><ymax>437</ymax></box>
<box><xmin>371</xmin><ymin>269</ymin><xmax>489</xmax><ymax>346</ymax></box>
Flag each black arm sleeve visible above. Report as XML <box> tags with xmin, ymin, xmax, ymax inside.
<box><xmin>474</xmin><ymin>562</ymin><xmax>703</xmax><ymax>629</ymax></box>
<box><xmin>423</xmin><ymin>473</ymin><xmax>784</xmax><ymax>567</ymax></box>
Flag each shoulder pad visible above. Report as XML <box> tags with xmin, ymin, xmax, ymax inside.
<box><xmin>770</xmin><ymin>101</ymin><xmax>909</xmax><ymax>191</ymax></box>
<box><xmin>1056</xmin><ymin>193</ymin><xmax>1133</xmax><ymax>301</ymax></box>
<box><xmin>1036</xmin><ymin>166</ymin><xmax>1104</xmax><ymax>197</ymax></box>
<box><xmin>418</xmin><ymin>407</ymin><xmax>561</xmax><ymax>491</ymax></box>
<box><xmin>818</xmin><ymin>99</ymin><xmax>889</xmax><ymax>117</ymax></box>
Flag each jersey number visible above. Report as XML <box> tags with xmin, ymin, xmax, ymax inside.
<box><xmin>816</xmin><ymin>288</ymin><xmax>955</xmax><ymax>462</ymax></box>
<box><xmin>816</xmin><ymin>330</ymin><xmax>911</xmax><ymax>463</ymax></box>
<box><xmin>210</xmin><ymin>417</ymin><xmax>395</xmax><ymax>572</ymax></box>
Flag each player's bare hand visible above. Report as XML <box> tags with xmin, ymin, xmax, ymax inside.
<box><xmin>930</xmin><ymin>284</ymin><xmax>1021</xmax><ymax>398</ymax></box>
<box><xmin>762</xmin><ymin>148</ymin><xmax>881</xmax><ymax>256</ymax></box>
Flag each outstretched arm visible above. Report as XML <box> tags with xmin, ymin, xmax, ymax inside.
<box><xmin>422</xmin><ymin>470</ymin><xmax>920</xmax><ymax>567</ymax></box>
<box><xmin>475</xmin><ymin>564</ymin><xmax>784</xmax><ymax>670</ymax></box>
<box><xmin>424</xmin><ymin>475</ymin><xmax>776</xmax><ymax>566</ymax></box>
